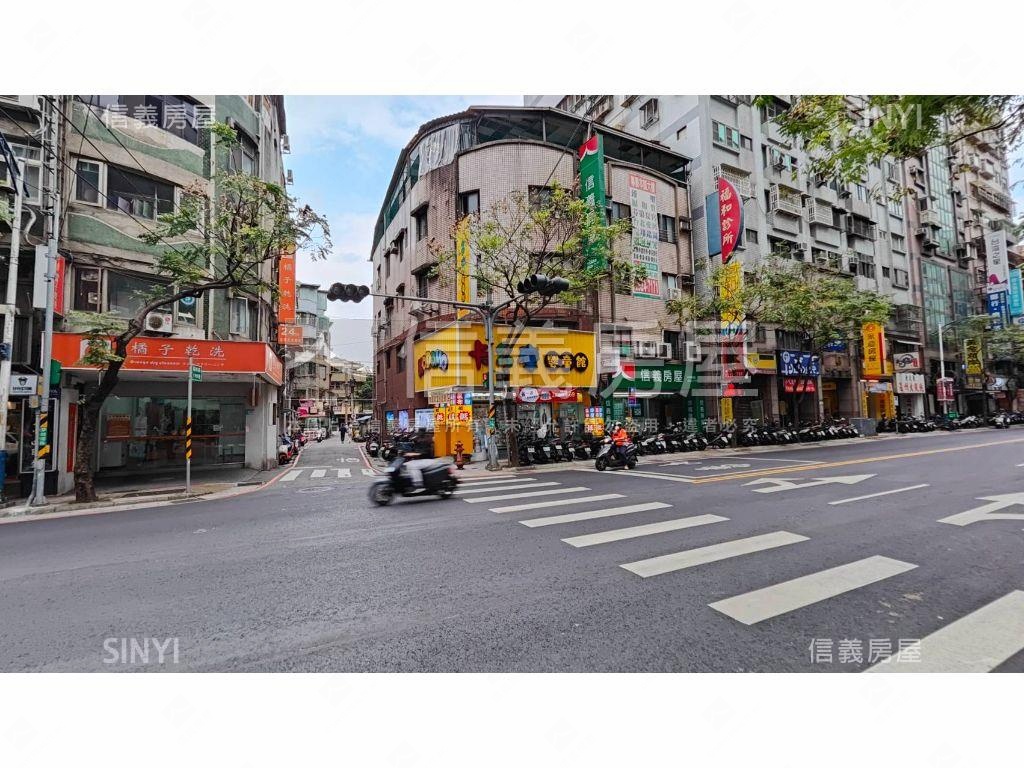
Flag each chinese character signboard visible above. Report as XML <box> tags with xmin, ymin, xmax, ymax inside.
<box><xmin>628</xmin><ymin>173</ymin><xmax>660</xmax><ymax>299</ymax></box>
<box><xmin>54</xmin><ymin>255</ymin><xmax>66</xmax><ymax>316</ymax></box>
<box><xmin>985</xmin><ymin>229</ymin><xmax>1010</xmax><ymax>294</ymax></box>
<box><xmin>861</xmin><ymin>322</ymin><xmax>886</xmax><ymax>378</ymax></box>
<box><xmin>455</xmin><ymin>217</ymin><xmax>472</xmax><ymax>319</ymax></box>
<box><xmin>964</xmin><ymin>337</ymin><xmax>984</xmax><ymax>380</ymax></box>
<box><xmin>612</xmin><ymin>362</ymin><xmax>696</xmax><ymax>394</ymax></box>
<box><xmin>1009</xmin><ymin>268</ymin><xmax>1024</xmax><ymax>317</ymax></box>
<box><xmin>987</xmin><ymin>290</ymin><xmax>1008</xmax><ymax>330</ymax></box>
<box><xmin>578</xmin><ymin>135</ymin><xmax>607</xmax><ymax>273</ymax></box>
<box><xmin>278</xmin><ymin>323</ymin><xmax>304</xmax><ymax>347</ymax></box>
<box><xmin>718</xmin><ymin>177</ymin><xmax>743</xmax><ymax>264</ymax></box>
<box><xmin>936</xmin><ymin>377</ymin><xmax>955</xmax><ymax>402</ymax></box>
<box><xmin>894</xmin><ymin>372</ymin><xmax>925</xmax><ymax>394</ymax></box>
<box><xmin>278</xmin><ymin>247</ymin><xmax>296</xmax><ymax>324</ymax></box>
<box><xmin>777</xmin><ymin>350</ymin><xmax>821</xmax><ymax>377</ymax></box>
<box><xmin>893</xmin><ymin>351</ymin><xmax>921</xmax><ymax>371</ymax></box>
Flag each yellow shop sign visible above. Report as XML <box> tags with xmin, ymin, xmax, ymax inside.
<box><xmin>413</xmin><ymin>323</ymin><xmax>597</xmax><ymax>391</ymax></box>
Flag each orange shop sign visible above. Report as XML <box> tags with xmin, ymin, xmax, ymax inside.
<box><xmin>278</xmin><ymin>248</ymin><xmax>296</xmax><ymax>324</ymax></box>
<box><xmin>51</xmin><ymin>333</ymin><xmax>284</xmax><ymax>385</ymax></box>
<box><xmin>278</xmin><ymin>323</ymin><xmax>304</xmax><ymax>347</ymax></box>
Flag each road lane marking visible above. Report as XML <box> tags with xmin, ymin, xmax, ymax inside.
<box><xmin>456</xmin><ymin>478</ymin><xmax>540</xmax><ymax>487</ymax></box>
<box><xmin>708</xmin><ymin>555</ymin><xmax>918</xmax><ymax>625</ymax></box>
<box><xmin>865</xmin><ymin>590</ymin><xmax>1024</xmax><ymax>673</ymax></box>
<box><xmin>310</xmin><ymin>469</ymin><xmax>326</xmax><ymax>479</ymax></box>
<box><xmin>621</xmin><ymin>531</ymin><xmax>808</xmax><ymax>578</ymax></box>
<box><xmin>281</xmin><ymin>470</ymin><xmax>302</xmax><ymax>482</ymax></box>
<box><xmin>561</xmin><ymin>514</ymin><xmax>728</xmax><ymax>548</ymax></box>
<box><xmin>745</xmin><ymin>474</ymin><xmax>875</xmax><ymax>493</ymax></box>
<box><xmin>937</xmin><ymin>493</ymin><xmax>1024</xmax><ymax>526</ymax></box>
<box><xmin>491</xmin><ymin>494</ymin><xmax>624</xmax><ymax>514</ymax></box>
<box><xmin>361</xmin><ymin>468</ymin><xmax>378</xmax><ymax>476</ymax></box>
<box><xmin>828</xmin><ymin>484</ymin><xmax>930</xmax><ymax>506</ymax></box>
<box><xmin>572</xmin><ymin>468</ymin><xmax>696</xmax><ymax>483</ymax></box>
<box><xmin>463</xmin><ymin>486</ymin><xmax>590</xmax><ymax>504</ymax></box>
<box><xmin>336</xmin><ymin>468</ymin><xmax>351</xmax><ymax>478</ymax></box>
<box><xmin>457</xmin><ymin>482</ymin><xmax>559</xmax><ymax>495</ymax></box>
<box><xmin>690</xmin><ymin>436</ymin><xmax>1024</xmax><ymax>484</ymax></box>
<box><xmin>520</xmin><ymin>502</ymin><xmax>673</xmax><ymax>528</ymax></box>
<box><xmin>459</xmin><ymin>475</ymin><xmax>521</xmax><ymax>484</ymax></box>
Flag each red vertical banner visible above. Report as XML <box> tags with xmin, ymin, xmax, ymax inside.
<box><xmin>66</xmin><ymin>402</ymin><xmax>77</xmax><ymax>473</ymax></box>
<box><xmin>718</xmin><ymin>177</ymin><xmax>742</xmax><ymax>264</ymax></box>
<box><xmin>54</xmin><ymin>255</ymin><xmax>66</xmax><ymax>315</ymax></box>
<box><xmin>278</xmin><ymin>247</ymin><xmax>296</xmax><ymax>324</ymax></box>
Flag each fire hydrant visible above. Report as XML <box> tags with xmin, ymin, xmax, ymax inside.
<box><xmin>454</xmin><ymin>441</ymin><xmax>466</xmax><ymax>469</ymax></box>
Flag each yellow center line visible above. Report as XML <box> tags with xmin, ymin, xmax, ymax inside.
<box><xmin>689</xmin><ymin>436</ymin><xmax>1024</xmax><ymax>485</ymax></box>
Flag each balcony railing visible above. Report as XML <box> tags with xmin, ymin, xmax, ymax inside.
<box><xmin>714</xmin><ymin>165</ymin><xmax>752</xmax><ymax>198</ymax></box>
<box><xmin>769</xmin><ymin>184</ymin><xmax>803</xmax><ymax>217</ymax></box>
<box><xmin>845</xmin><ymin>218</ymin><xmax>877</xmax><ymax>240</ymax></box>
<box><xmin>918</xmin><ymin>209</ymin><xmax>940</xmax><ymax>228</ymax></box>
<box><xmin>973</xmin><ymin>183</ymin><xmax>1013</xmax><ymax>213</ymax></box>
<box><xmin>806</xmin><ymin>201</ymin><xmax>834</xmax><ymax>226</ymax></box>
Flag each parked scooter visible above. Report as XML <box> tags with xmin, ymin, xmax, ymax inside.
<box><xmin>368</xmin><ymin>454</ymin><xmax>460</xmax><ymax>506</ymax></box>
<box><xmin>278</xmin><ymin>434</ymin><xmax>296</xmax><ymax>465</ymax></box>
<box><xmin>594</xmin><ymin>436</ymin><xmax>638</xmax><ymax>471</ymax></box>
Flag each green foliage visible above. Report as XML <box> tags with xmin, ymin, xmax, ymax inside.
<box><xmin>758</xmin><ymin>95</ymin><xmax>1024</xmax><ymax>186</ymax></box>
<box><xmin>354</xmin><ymin>375</ymin><xmax>374</xmax><ymax>401</ymax></box>
<box><xmin>668</xmin><ymin>258</ymin><xmax>893</xmax><ymax>354</ymax></box>
<box><xmin>429</xmin><ymin>181</ymin><xmax>638</xmax><ymax>319</ymax></box>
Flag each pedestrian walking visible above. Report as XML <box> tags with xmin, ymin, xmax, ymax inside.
<box><xmin>338</xmin><ymin>423</ymin><xmax>347</xmax><ymax>442</ymax></box>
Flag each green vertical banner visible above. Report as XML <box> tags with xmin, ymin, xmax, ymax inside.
<box><xmin>579</xmin><ymin>134</ymin><xmax>607</xmax><ymax>273</ymax></box>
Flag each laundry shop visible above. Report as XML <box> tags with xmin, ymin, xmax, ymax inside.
<box><xmin>410</xmin><ymin>323</ymin><xmax>597</xmax><ymax>458</ymax></box>
<box><xmin>49</xmin><ymin>333</ymin><xmax>284</xmax><ymax>494</ymax></box>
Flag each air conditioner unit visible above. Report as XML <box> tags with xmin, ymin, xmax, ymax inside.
<box><xmin>0</xmin><ymin>95</ymin><xmax>40</xmax><ymax>112</ymax></box>
<box><xmin>678</xmin><ymin>274</ymin><xmax>695</xmax><ymax>286</ymax></box>
<box><xmin>795</xmin><ymin>242</ymin><xmax>808</xmax><ymax>252</ymax></box>
<box><xmin>633</xmin><ymin>340</ymin><xmax>660</xmax><ymax>359</ymax></box>
<box><xmin>145</xmin><ymin>311</ymin><xmax>174</xmax><ymax>334</ymax></box>
<box><xmin>683</xmin><ymin>341</ymin><xmax>702</xmax><ymax>363</ymax></box>
<box><xmin>667</xmin><ymin>287</ymin><xmax>684</xmax><ymax>301</ymax></box>
<box><xmin>656</xmin><ymin>343</ymin><xmax>673</xmax><ymax>359</ymax></box>
<box><xmin>281</xmin><ymin>134</ymin><xmax>291</xmax><ymax>153</ymax></box>
<box><xmin>678</xmin><ymin>218</ymin><xmax>692</xmax><ymax>232</ymax></box>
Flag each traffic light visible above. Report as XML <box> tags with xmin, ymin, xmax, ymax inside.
<box><xmin>516</xmin><ymin>274</ymin><xmax>570</xmax><ymax>297</ymax></box>
<box><xmin>327</xmin><ymin>283</ymin><xmax>370</xmax><ymax>302</ymax></box>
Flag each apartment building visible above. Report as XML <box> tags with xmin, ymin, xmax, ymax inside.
<box><xmin>371</xmin><ymin>105</ymin><xmax>695</xmax><ymax>445</ymax></box>
<box><xmin>286</xmin><ymin>282</ymin><xmax>332</xmax><ymax>432</ymax></box>
<box><xmin>328</xmin><ymin>357</ymin><xmax>372</xmax><ymax>427</ymax></box>
<box><xmin>527</xmin><ymin>95</ymin><xmax>925</xmax><ymax>423</ymax></box>
<box><xmin>0</xmin><ymin>95</ymin><xmax>292</xmax><ymax>497</ymax></box>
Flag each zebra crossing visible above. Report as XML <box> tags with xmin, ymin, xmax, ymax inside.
<box><xmin>453</xmin><ymin>473</ymin><xmax>1024</xmax><ymax>672</ymax></box>
<box><xmin>279</xmin><ymin>467</ymin><xmax>379</xmax><ymax>482</ymax></box>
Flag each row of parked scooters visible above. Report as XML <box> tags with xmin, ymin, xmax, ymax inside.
<box><xmin>877</xmin><ymin>411</ymin><xmax>1024</xmax><ymax>433</ymax></box>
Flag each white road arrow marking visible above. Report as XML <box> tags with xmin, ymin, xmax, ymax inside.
<box><xmin>937</xmin><ymin>492</ymin><xmax>1024</xmax><ymax>526</ymax></box>
<box><xmin>743</xmin><ymin>474</ymin><xmax>876</xmax><ymax>494</ymax></box>
<box><xmin>693</xmin><ymin>463</ymin><xmax>751</xmax><ymax>471</ymax></box>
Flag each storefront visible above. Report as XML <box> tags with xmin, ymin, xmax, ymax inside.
<box><xmin>603</xmin><ymin>361</ymin><xmax>705</xmax><ymax>432</ymax></box>
<box><xmin>51</xmin><ymin>333</ymin><xmax>284</xmax><ymax>492</ymax></box>
<box><xmin>777</xmin><ymin>350</ymin><xmax>821</xmax><ymax>424</ymax></box>
<box><xmin>892</xmin><ymin>349</ymin><xmax>926</xmax><ymax>417</ymax></box>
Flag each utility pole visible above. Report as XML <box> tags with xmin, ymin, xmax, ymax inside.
<box><xmin>30</xmin><ymin>96</ymin><xmax>60</xmax><ymax>506</ymax></box>
<box><xmin>0</xmin><ymin>157</ymin><xmax>25</xmax><ymax>495</ymax></box>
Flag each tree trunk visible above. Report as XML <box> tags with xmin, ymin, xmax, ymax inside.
<box><xmin>73</xmin><ymin>358</ymin><xmax>126</xmax><ymax>503</ymax></box>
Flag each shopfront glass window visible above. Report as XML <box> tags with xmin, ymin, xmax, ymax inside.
<box><xmin>98</xmin><ymin>395</ymin><xmax>247</xmax><ymax>472</ymax></box>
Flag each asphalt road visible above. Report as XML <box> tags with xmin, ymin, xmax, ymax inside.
<box><xmin>1</xmin><ymin>429</ymin><xmax>1023</xmax><ymax>672</ymax></box>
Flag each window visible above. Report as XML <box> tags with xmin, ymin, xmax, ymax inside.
<box><xmin>106</xmin><ymin>165</ymin><xmax>174</xmax><ymax>220</ymax></box>
<box><xmin>74</xmin><ymin>159</ymin><xmax>103</xmax><ymax>205</ymax></box>
<box><xmin>891</xmin><ymin>234</ymin><xmax>906</xmax><ymax>252</ymax></box>
<box><xmin>459</xmin><ymin>190</ymin><xmax>480</xmax><ymax>216</ymax></box>
<box><xmin>663</xmin><ymin>330</ymin><xmax>680</xmax><ymax>359</ymax></box>
<box><xmin>675</xmin><ymin>126</ymin><xmax>687</xmax><ymax>142</ymax></box>
<box><xmin>857</xmin><ymin>254</ymin><xmax>875</xmax><ymax>279</ymax></box>
<box><xmin>177</xmin><ymin>294</ymin><xmax>198</xmax><ymax>326</ymax></box>
<box><xmin>712</xmin><ymin>121</ymin><xmax>741</xmax><ymax>151</ymax></box>
<box><xmin>762</xmin><ymin>99</ymin><xmax>788</xmax><ymax>122</ymax></box>
<box><xmin>229</xmin><ymin>297</ymin><xmax>258</xmax><ymax>339</ymax></box>
<box><xmin>107</xmin><ymin>271</ymin><xmax>168</xmax><ymax>318</ymax></box>
<box><xmin>229</xmin><ymin>131</ymin><xmax>258</xmax><ymax>176</ymax></box>
<box><xmin>740</xmin><ymin>135</ymin><xmax>753</xmax><ymax>151</ymax></box>
<box><xmin>893</xmin><ymin>268</ymin><xmax>910</xmax><ymax>288</ymax></box>
<box><xmin>745</xmin><ymin>228</ymin><xmax>759</xmax><ymax>244</ymax></box>
<box><xmin>413</xmin><ymin>205</ymin><xmax>429</xmax><ymax>241</ymax></box>
<box><xmin>882</xmin><ymin>266</ymin><xmax>891</xmax><ymax>278</ymax></box>
<box><xmin>415</xmin><ymin>271</ymin><xmax>429</xmax><ymax>298</ymax></box>
<box><xmin>73</xmin><ymin>268</ymin><xmax>102</xmax><ymax>312</ymax></box>
<box><xmin>640</xmin><ymin>98</ymin><xmax>659</xmax><ymax>128</ymax></box>
<box><xmin>528</xmin><ymin>186</ymin><xmax>553</xmax><ymax>210</ymax></box>
<box><xmin>658</xmin><ymin>214</ymin><xmax>677</xmax><ymax>243</ymax></box>
<box><xmin>662</xmin><ymin>273</ymin><xmax>678</xmax><ymax>296</ymax></box>
<box><xmin>610</xmin><ymin>201</ymin><xmax>632</xmax><ymax>222</ymax></box>
<box><xmin>854</xmin><ymin>183</ymin><xmax>870</xmax><ymax>203</ymax></box>
<box><xmin>0</xmin><ymin>143</ymin><xmax>43</xmax><ymax>204</ymax></box>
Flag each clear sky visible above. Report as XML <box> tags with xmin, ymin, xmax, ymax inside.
<box><xmin>284</xmin><ymin>96</ymin><xmax>514</xmax><ymax>362</ymax></box>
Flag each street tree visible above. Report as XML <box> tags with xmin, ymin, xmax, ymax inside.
<box><xmin>758</xmin><ymin>95</ymin><xmax>1024</xmax><ymax>195</ymax></box>
<box><xmin>427</xmin><ymin>181</ymin><xmax>638</xmax><ymax>462</ymax></box>
<box><xmin>68</xmin><ymin>123</ymin><xmax>330</xmax><ymax>502</ymax></box>
<box><xmin>668</xmin><ymin>257</ymin><xmax>893</xmax><ymax>425</ymax></box>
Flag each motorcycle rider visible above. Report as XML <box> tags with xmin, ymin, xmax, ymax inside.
<box><xmin>611</xmin><ymin>421</ymin><xmax>630</xmax><ymax>463</ymax></box>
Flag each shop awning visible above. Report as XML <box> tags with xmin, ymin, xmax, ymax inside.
<box><xmin>52</xmin><ymin>333</ymin><xmax>284</xmax><ymax>385</ymax></box>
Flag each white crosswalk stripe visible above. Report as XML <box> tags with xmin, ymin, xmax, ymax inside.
<box><xmin>459</xmin><ymin>475</ymin><xmax>521</xmax><ymax>484</ymax></box>
<box><xmin>865</xmin><ymin>590</ymin><xmax>1024</xmax><ymax>673</ymax></box>
<box><xmin>709</xmin><ymin>555</ymin><xmax>917</xmax><ymax>625</ymax></box>
<box><xmin>491</xmin><ymin>494</ymin><xmax>624</xmax><ymax>514</ymax></box>
<box><xmin>281</xmin><ymin>470</ymin><xmax>302</xmax><ymax>482</ymax></box>
<box><xmin>463</xmin><ymin>486</ymin><xmax>591</xmax><ymax>504</ymax></box>
<box><xmin>621</xmin><ymin>531</ymin><xmax>808</xmax><ymax>578</ymax></box>
<box><xmin>457</xmin><ymin>482</ymin><xmax>559</xmax><ymax>495</ymax></box>
<box><xmin>561</xmin><ymin>514</ymin><xmax>728</xmax><ymax>548</ymax></box>
<box><xmin>520</xmin><ymin>502</ymin><xmax>673</xmax><ymax>528</ymax></box>
<box><xmin>336</xmin><ymin>468</ymin><xmax>351</xmax><ymax>478</ymax></box>
<box><xmin>310</xmin><ymin>469</ymin><xmax>326</xmax><ymax>479</ymax></box>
